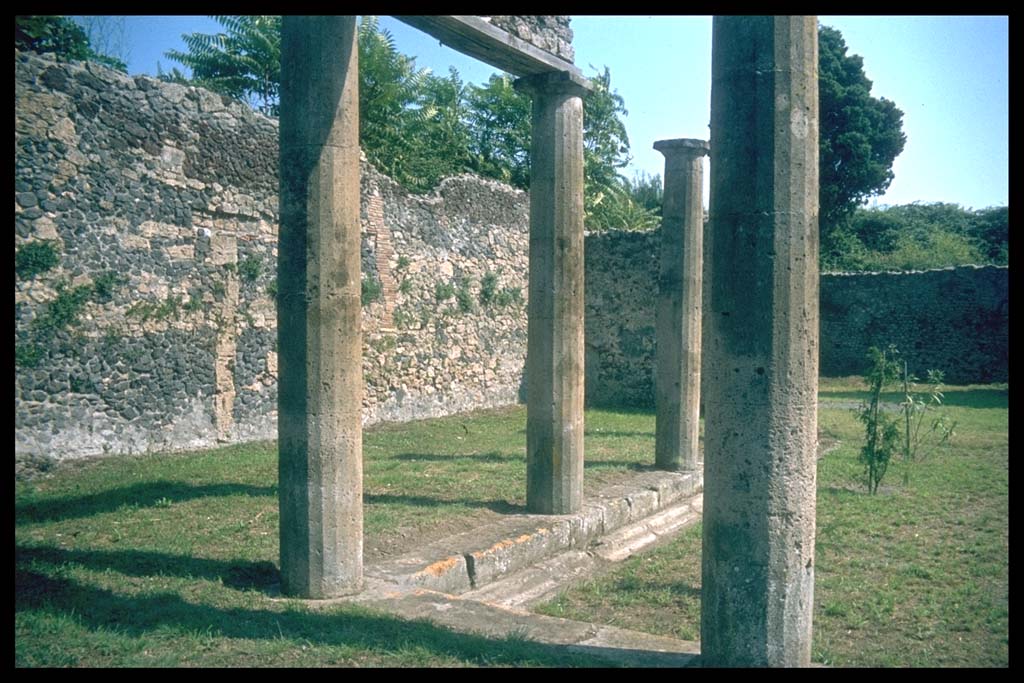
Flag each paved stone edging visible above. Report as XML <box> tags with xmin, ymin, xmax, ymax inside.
<box><xmin>363</xmin><ymin>469</ymin><xmax>701</xmax><ymax>594</ymax></box>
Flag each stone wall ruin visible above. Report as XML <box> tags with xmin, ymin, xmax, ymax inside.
<box><xmin>14</xmin><ymin>49</ymin><xmax>1008</xmax><ymax>464</ymax></box>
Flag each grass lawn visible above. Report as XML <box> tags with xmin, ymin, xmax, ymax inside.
<box><xmin>536</xmin><ymin>378</ymin><xmax>1009</xmax><ymax>667</ymax></box>
<box><xmin>15</xmin><ymin>407</ymin><xmax>655</xmax><ymax>667</ymax></box>
<box><xmin>16</xmin><ymin>380</ymin><xmax>1008</xmax><ymax>666</ymax></box>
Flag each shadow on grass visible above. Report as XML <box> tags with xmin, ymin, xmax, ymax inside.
<box><xmin>583</xmin><ymin>461</ymin><xmax>649</xmax><ymax>471</ymax></box>
<box><xmin>391</xmin><ymin>451</ymin><xmax>519</xmax><ymax>463</ymax></box>
<box><xmin>16</xmin><ymin>481</ymin><xmax>276</xmax><ymax>524</ymax></box>
<box><xmin>364</xmin><ymin>493</ymin><xmax>526</xmax><ymax>515</ymax></box>
<box><xmin>388</xmin><ymin>452</ymin><xmax>648</xmax><ymax>473</ymax></box>
<box><xmin>15</xmin><ymin>566</ymin><xmax>615</xmax><ymax>667</ymax></box>
<box><xmin>585</xmin><ymin>431</ymin><xmax>655</xmax><ymax>439</ymax></box>
<box><xmin>16</xmin><ymin>544</ymin><xmax>278</xmax><ymax>591</ymax></box>
<box><xmin>819</xmin><ymin>388</ymin><xmax>1007</xmax><ymax>410</ymax></box>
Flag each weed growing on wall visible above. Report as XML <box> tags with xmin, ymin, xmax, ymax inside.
<box><xmin>35</xmin><ymin>283</ymin><xmax>93</xmax><ymax>334</ymax></box>
<box><xmin>238</xmin><ymin>254</ymin><xmax>262</xmax><ymax>282</ymax></box>
<box><xmin>361</xmin><ymin>276</ymin><xmax>382</xmax><ymax>305</ymax></box>
<box><xmin>91</xmin><ymin>271</ymin><xmax>123</xmax><ymax>303</ymax></box>
<box><xmin>434</xmin><ymin>281</ymin><xmax>455</xmax><ymax>302</ymax></box>
<box><xmin>479</xmin><ymin>271</ymin><xmax>498</xmax><ymax>306</ymax></box>
<box><xmin>392</xmin><ymin>307</ymin><xmax>413</xmax><ymax>330</ymax></box>
<box><xmin>494</xmin><ymin>286</ymin><xmax>522</xmax><ymax>308</ymax></box>
<box><xmin>127</xmin><ymin>295</ymin><xmax>182</xmax><ymax>323</ymax></box>
<box><xmin>16</xmin><ymin>276</ymin><xmax>116</xmax><ymax>368</ymax></box>
<box><xmin>455</xmin><ymin>277</ymin><xmax>475</xmax><ymax>314</ymax></box>
<box><xmin>184</xmin><ymin>292</ymin><xmax>204</xmax><ymax>312</ymax></box>
<box><xmin>15</xmin><ymin>240</ymin><xmax>61</xmax><ymax>279</ymax></box>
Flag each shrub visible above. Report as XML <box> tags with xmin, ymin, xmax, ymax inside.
<box><xmin>858</xmin><ymin>345</ymin><xmax>902</xmax><ymax>494</ymax></box>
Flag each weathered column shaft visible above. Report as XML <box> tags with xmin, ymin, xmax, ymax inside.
<box><xmin>516</xmin><ymin>72</ymin><xmax>587</xmax><ymax>515</ymax></box>
<box><xmin>702</xmin><ymin>16</ymin><xmax>819</xmax><ymax>666</ymax></box>
<box><xmin>278</xmin><ymin>16</ymin><xmax>363</xmax><ymax>598</ymax></box>
<box><xmin>654</xmin><ymin>139</ymin><xmax>709</xmax><ymax>472</ymax></box>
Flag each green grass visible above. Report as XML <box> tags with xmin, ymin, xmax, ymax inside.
<box><xmin>537</xmin><ymin>380</ymin><xmax>1008</xmax><ymax>667</ymax></box>
<box><xmin>15</xmin><ymin>406</ymin><xmax>656</xmax><ymax>667</ymax></box>
<box><xmin>15</xmin><ymin>384</ymin><xmax>1007</xmax><ymax>666</ymax></box>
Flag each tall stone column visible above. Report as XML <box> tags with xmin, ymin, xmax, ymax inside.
<box><xmin>278</xmin><ymin>16</ymin><xmax>363</xmax><ymax>598</ymax></box>
<box><xmin>515</xmin><ymin>72</ymin><xmax>588</xmax><ymax>515</ymax></box>
<box><xmin>701</xmin><ymin>16</ymin><xmax>820</xmax><ymax>666</ymax></box>
<box><xmin>653</xmin><ymin>138</ymin><xmax>709</xmax><ymax>473</ymax></box>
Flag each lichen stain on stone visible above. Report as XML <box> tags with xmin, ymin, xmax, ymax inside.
<box><xmin>473</xmin><ymin>533</ymin><xmax>535</xmax><ymax>558</ymax></box>
<box><xmin>415</xmin><ymin>555</ymin><xmax>462</xmax><ymax>577</ymax></box>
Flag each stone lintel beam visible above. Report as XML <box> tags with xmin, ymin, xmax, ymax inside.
<box><xmin>517</xmin><ymin>70</ymin><xmax>586</xmax><ymax>515</ymax></box>
<box><xmin>702</xmin><ymin>15</ymin><xmax>820</xmax><ymax>667</ymax></box>
<box><xmin>396</xmin><ymin>15</ymin><xmax>591</xmax><ymax>85</ymax></box>
<box><xmin>278</xmin><ymin>16</ymin><xmax>364</xmax><ymax>599</ymax></box>
<box><xmin>654</xmin><ymin>138</ymin><xmax>709</xmax><ymax>473</ymax></box>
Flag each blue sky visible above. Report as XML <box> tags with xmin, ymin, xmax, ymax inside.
<box><xmin>79</xmin><ymin>15</ymin><xmax>1008</xmax><ymax>210</ymax></box>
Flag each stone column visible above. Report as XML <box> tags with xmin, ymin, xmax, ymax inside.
<box><xmin>278</xmin><ymin>16</ymin><xmax>363</xmax><ymax>598</ymax></box>
<box><xmin>515</xmin><ymin>72</ymin><xmax>588</xmax><ymax>515</ymax></box>
<box><xmin>701</xmin><ymin>16</ymin><xmax>819</xmax><ymax>666</ymax></box>
<box><xmin>653</xmin><ymin>138</ymin><xmax>709</xmax><ymax>472</ymax></box>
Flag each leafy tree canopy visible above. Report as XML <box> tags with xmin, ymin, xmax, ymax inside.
<box><xmin>163</xmin><ymin>16</ymin><xmax>643</xmax><ymax>217</ymax></box>
<box><xmin>165</xmin><ymin>15</ymin><xmax>281</xmax><ymax>115</ymax></box>
<box><xmin>819</xmin><ymin>25</ymin><xmax>907</xmax><ymax>243</ymax></box>
<box><xmin>824</xmin><ymin>202</ymin><xmax>1007</xmax><ymax>272</ymax></box>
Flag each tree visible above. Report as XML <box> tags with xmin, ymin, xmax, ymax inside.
<box><xmin>625</xmin><ymin>171</ymin><xmax>663</xmax><ymax>216</ymax></box>
<box><xmin>464</xmin><ymin>65</ymin><xmax>650</xmax><ymax>229</ymax></box>
<box><xmin>967</xmin><ymin>206</ymin><xmax>1008</xmax><ymax>263</ymax></box>
<box><xmin>157</xmin><ymin>16</ymin><xmax>648</xmax><ymax>224</ymax></box>
<box><xmin>76</xmin><ymin>16</ymin><xmax>130</xmax><ymax>72</ymax></box>
<box><xmin>465</xmin><ymin>74</ymin><xmax>532</xmax><ymax>188</ymax></box>
<box><xmin>819</xmin><ymin>25</ymin><xmax>906</xmax><ymax>251</ymax></box>
<box><xmin>15</xmin><ymin>15</ymin><xmax>127</xmax><ymax>72</ymax></box>
<box><xmin>357</xmin><ymin>16</ymin><xmax>439</xmax><ymax>190</ymax></box>
<box><xmin>407</xmin><ymin>68</ymin><xmax>475</xmax><ymax>187</ymax></box>
<box><xmin>165</xmin><ymin>16</ymin><xmax>281</xmax><ymax>115</ymax></box>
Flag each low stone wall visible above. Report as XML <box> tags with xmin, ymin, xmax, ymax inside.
<box><xmin>819</xmin><ymin>265</ymin><xmax>1008</xmax><ymax>383</ymax></box>
<box><xmin>584</xmin><ymin>231</ymin><xmax>660</xmax><ymax>408</ymax></box>
<box><xmin>583</xmin><ymin>249</ymin><xmax>1008</xmax><ymax>405</ymax></box>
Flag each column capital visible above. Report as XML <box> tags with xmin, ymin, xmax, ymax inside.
<box><xmin>514</xmin><ymin>70</ymin><xmax>591</xmax><ymax>97</ymax></box>
<box><xmin>654</xmin><ymin>138</ymin><xmax>710</xmax><ymax>158</ymax></box>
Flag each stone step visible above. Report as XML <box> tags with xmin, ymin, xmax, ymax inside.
<box><xmin>356</xmin><ymin>589</ymin><xmax>701</xmax><ymax>668</ymax></box>
<box><xmin>365</xmin><ymin>469</ymin><xmax>702</xmax><ymax>596</ymax></box>
<box><xmin>463</xmin><ymin>492</ymin><xmax>703</xmax><ymax>609</ymax></box>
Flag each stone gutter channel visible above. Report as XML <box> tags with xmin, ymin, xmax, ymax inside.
<box><xmin>297</xmin><ymin>469</ymin><xmax>707</xmax><ymax>667</ymax></box>
<box><xmin>364</xmin><ymin>469</ymin><xmax>702</xmax><ymax>597</ymax></box>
